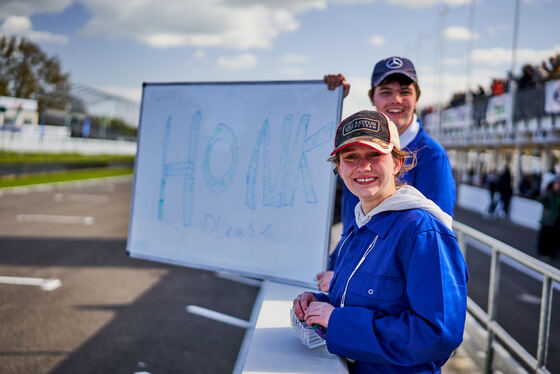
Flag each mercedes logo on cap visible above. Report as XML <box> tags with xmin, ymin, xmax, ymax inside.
<box><xmin>386</xmin><ymin>57</ymin><xmax>403</xmax><ymax>69</ymax></box>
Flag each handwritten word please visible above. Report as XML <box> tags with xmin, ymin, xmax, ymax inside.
<box><xmin>204</xmin><ymin>214</ymin><xmax>272</xmax><ymax>239</ymax></box>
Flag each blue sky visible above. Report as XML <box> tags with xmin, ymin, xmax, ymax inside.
<box><xmin>1</xmin><ymin>0</ymin><xmax>559</xmax><ymax>120</ymax></box>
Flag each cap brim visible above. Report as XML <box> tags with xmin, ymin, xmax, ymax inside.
<box><xmin>373</xmin><ymin>71</ymin><xmax>418</xmax><ymax>86</ymax></box>
<box><xmin>330</xmin><ymin>140</ymin><xmax>394</xmax><ymax>156</ymax></box>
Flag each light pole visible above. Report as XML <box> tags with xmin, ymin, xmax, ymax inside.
<box><xmin>511</xmin><ymin>0</ymin><xmax>522</xmax><ymax>194</ymax></box>
<box><xmin>465</xmin><ymin>0</ymin><xmax>476</xmax><ymax>128</ymax></box>
<box><xmin>436</xmin><ymin>5</ymin><xmax>448</xmax><ymax>138</ymax></box>
<box><xmin>511</xmin><ymin>0</ymin><xmax>521</xmax><ymax>88</ymax></box>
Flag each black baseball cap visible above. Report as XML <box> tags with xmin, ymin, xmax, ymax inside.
<box><xmin>331</xmin><ymin>110</ymin><xmax>400</xmax><ymax>156</ymax></box>
<box><xmin>371</xmin><ymin>56</ymin><xmax>418</xmax><ymax>86</ymax></box>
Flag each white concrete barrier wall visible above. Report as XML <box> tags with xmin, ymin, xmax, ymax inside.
<box><xmin>457</xmin><ymin>184</ymin><xmax>542</xmax><ymax>230</ymax></box>
<box><xmin>0</xmin><ymin>129</ymin><xmax>136</xmax><ymax>155</ymax></box>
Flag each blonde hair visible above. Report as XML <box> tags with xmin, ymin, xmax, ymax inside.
<box><xmin>393</xmin><ymin>148</ymin><xmax>417</xmax><ymax>185</ymax></box>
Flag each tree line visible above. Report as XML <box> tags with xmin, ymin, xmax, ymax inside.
<box><xmin>0</xmin><ymin>35</ymin><xmax>136</xmax><ymax>139</ymax></box>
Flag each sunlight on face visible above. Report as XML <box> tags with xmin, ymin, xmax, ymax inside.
<box><xmin>337</xmin><ymin>144</ymin><xmax>401</xmax><ymax>213</ymax></box>
<box><xmin>372</xmin><ymin>81</ymin><xmax>417</xmax><ymax>135</ymax></box>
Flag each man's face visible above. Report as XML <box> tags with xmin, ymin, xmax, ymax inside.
<box><xmin>370</xmin><ymin>80</ymin><xmax>418</xmax><ymax>135</ymax></box>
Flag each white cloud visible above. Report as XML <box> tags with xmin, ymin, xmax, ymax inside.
<box><xmin>415</xmin><ymin>71</ymin><xmax>468</xmax><ymax>107</ymax></box>
<box><xmin>0</xmin><ymin>16</ymin><xmax>68</xmax><ymax>44</ymax></box>
<box><xmin>487</xmin><ymin>24</ymin><xmax>509</xmax><ymax>36</ymax></box>
<box><xmin>76</xmin><ymin>0</ymin><xmax>325</xmax><ymax>50</ymax></box>
<box><xmin>386</xmin><ymin>0</ymin><xmax>471</xmax><ymax>9</ymax></box>
<box><xmin>226</xmin><ymin>0</ymin><xmax>328</xmax><ymax>13</ymax></box>
<box><xmin>281</xmin><ymin>67</ymin><xmax>306</xmax><ymax>76</ymax></box>
<box><xmin>470</xmin><ymin>46</ymin><xmax>560</xmax><ymax>68</ymax></box>
<box><xmin>143</xmin><ymin>33</ymin><xmax>189</xmax><ymax>48</ymax></box>
<box><xmin>193</xmin><ymin>50</ymin><xmax>206</xmax><ymax>59</ymax></box>
<box><xmin>341</xmin><ymin>75</ymin><xmax>373</xmax><ymax>118</ymax></box>
<box><xmin>217</xmin><ymin>53</ymin><xmax>258</xmax><ymax>70</ymax></box>
<box><xmin>0</xmin><ymin>0</ymin><xmax>474</xmax><ymax>53</ymax></box>
<box><xmin>444</xmin><ymin>26</ymin><xmax>478</xmax><ymax>41</ymax></box>
<box><xmin>282</xmin><ymin>53</ymin><xmax>308</xmax><ymax>64</ymax></box>
<box><xmin>369</xmin><ymin>35</ymin><xmax>386</xmax><ymax>46</ymax></box>
<box><xmin>280</xmin><ymin>53</ymin><xmax>308</xmax><ymax>77</ymax></box>
<box><xmin>443</xmin><ymin>57</ymin><xmax>462</xmax><ymax>66</ymax></box>
<box><xmin>327</xmin><ymin>0</ymin><xmax>374</xmax><ymax>4</ymax></box>
<box><xmin>470</xmin><ymin>48</ymin><xmax>512</xmax><ymax>66</ymax></box>
<box><xmin>442</xmin><ymin>0</ymin><xmax>472</xmax><ymax>5</ymax></box>
<box><xmin>0</xmin><ymin>0</ymin><xmax>72</xmax><ymax>18</ymax></box>
<box><xmin>29</xmin><ymin>30</ymin><xmax>68</xmax><ymax>44</ymax></box>
<box><xmin>1</xmin><ymin>15</ymin><xmax>31</xmax><ymax>33</ymax></box>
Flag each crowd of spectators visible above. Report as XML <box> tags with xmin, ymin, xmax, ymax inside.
<box><xmin>431</xmin><ymin>53</ymin><xmax>560</xmax><ymax>228</ymax></box>
<box><xmin>436</xmin><ymin>52</ymin><xmax>560</xmax><ymax>111</ymax></box>
<box><xmin>459</xmin><ymin>165</ymin><xmax>559</xmax><ymax>201</ymax></box>
<box><xmin>541</xmin><ymin>53</ymin><xmax>560</xmax><ymax>81</ymax></box>
<box><xmin>419</xmin><ymin>52</ymin><xmax>560</xmax><ymax>127</ymax></box>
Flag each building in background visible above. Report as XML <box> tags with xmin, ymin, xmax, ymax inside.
<box><xmin>0</xmin><ymin>96</ymin><xmax>38</xmax><ymax>128</ymax></box>
<box><xmin>421</xmin><ymin>77</ymin><xmax>560</xmax><ymax>197</ymax></box>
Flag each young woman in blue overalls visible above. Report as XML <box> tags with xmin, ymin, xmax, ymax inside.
<box><xmin>293</xmin><ymin>110</ymin><xmax>468</xmax><ymax>374</ymax></box>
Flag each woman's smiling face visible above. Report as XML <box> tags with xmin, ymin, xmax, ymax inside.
<box><xmin>337</xmin><ymin>144</ymin><xmax>401</xmax><ymax>213</ymax></box>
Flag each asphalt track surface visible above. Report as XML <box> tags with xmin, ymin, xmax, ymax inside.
<box><xmin>1</xmin><ymin>177</ymin><xmax>558</xmax><ymax>373</ymax></box>
<box><xmin>0</xmin><ymin>177</ymin><xmax>260</xmax><ymax>374</ymax></box>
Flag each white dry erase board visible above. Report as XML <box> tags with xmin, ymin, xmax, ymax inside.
<box><xmin>127</xmin><ymin>81</ymin><xmax>342</xmax><ymax>286</ymax></box>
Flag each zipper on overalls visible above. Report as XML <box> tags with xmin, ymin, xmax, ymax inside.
<box><xmin>336</xmin><ymin>226</ymin><xmax>355</xmax><ymax>259</ymax></box>
<box><xmin>340</xmin><ymin>235</ymin><xmax>379</xmax><ymax>308</ymax></box>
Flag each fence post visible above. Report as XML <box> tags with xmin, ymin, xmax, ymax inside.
<box><xmin>536</xmin><ymin>276</ymin><xmax>553</xmax><ymax>370</ymax></box>
<box><xmin>485</xmin><ymin>249</ymin><xmax>501</xmax><ymax>374</ymax></box>
<box><xmin>456</xmin><ymin>230</ymin><xmax>467</xmax><ymax>259</ymax></box>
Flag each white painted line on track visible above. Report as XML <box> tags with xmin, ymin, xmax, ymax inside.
<box><xmin>16</xmin><ymin>214</ymin><xmax>95</xmax><ymax>225</ymax></box>
<box><xmin>186</xmin><ymin>305</ymin><xmax>251</xmax><ymax>329</ymax></box>
<box><xmin>53</xmin><ymin>193</ymin><xmax>109</xmax><ymax>203</ymax></box>
<box><xmin>467</xmin><ymin>237</ymin><xmax>560</xmax><ymax>291</ymax></box>
<box><xmin>518</xmin><ymin>293</ymin><xmax>541</xmax><ymax>305</ymax></box>
<box><xmin>0</xmin><ymin>276</ymin><xmax>61</xmax><ymax>291</ymax></box>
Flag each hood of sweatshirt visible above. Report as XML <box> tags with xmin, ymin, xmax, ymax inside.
<box><xmin>354</xmin><ymin>185</ymin><xmax>453</xmax><ymax>230</ymax></box>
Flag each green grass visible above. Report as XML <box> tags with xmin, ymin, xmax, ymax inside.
<box><xmin>0</xmin><ymin>151</ymin><xmax>134</xmax><ymax>165</ymax></box>
<box><xmin>0</xmin><ymin>167</ymin><xmax>134</xmax><ymax>188</ymax></box>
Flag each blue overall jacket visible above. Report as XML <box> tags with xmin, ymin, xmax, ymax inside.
<box><xmin>315</xmin><ymin>194</ymin><xmax>468</xmax><ymax>373</ymax></box>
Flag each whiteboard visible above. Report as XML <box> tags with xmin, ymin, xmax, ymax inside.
<box><xmin>127</xmin><ymin>81</ymin><xmax>342</xmax><ymax>286</ymax></box>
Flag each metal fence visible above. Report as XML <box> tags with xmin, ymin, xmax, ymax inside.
<box><xmin>453</xmin><ymin>221</ymin><xmax>560</xmax><ymax>374</ymax></box>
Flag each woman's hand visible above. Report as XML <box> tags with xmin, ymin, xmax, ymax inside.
<box><xmin>293</xmin><ymin>292</ymin><xmax>317</xmax><ymax>321</ymax></box>
<box><xmin>316</xmin><ymin>270</ymin><xmax>334</xmax><ymax>292</ymax></box>
<box><xmin>304</xmin><ymin>301</ymin><xmax>334</xmax><ymax>328</ymax></box>
<box><xmin>323</xmin><ymin>73</ymin><xmax>350</xmax><ymax>98</ymax></box>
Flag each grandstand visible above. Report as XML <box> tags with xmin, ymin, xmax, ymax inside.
<box><xmin>421</xmin><ymin>56</ymin><xmax>560</xmax><ymax>196</ymax></box>
<box><xmin>70</xmin><ymin>83</ymin><xmax>140</xmax><ymax>128</ymax></box>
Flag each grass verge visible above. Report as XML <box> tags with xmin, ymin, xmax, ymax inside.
<box><xmin>0</xmin><ymin>151</ymin><xmax>134</xmax><ymax>165</ymax></box>
<box><xmin>0</xmin><ymin>167</ymin><xmax>133</xmax><ymax>188</ymax></box>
